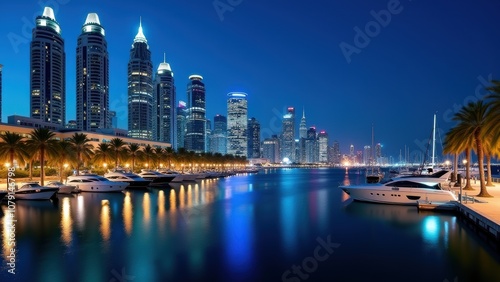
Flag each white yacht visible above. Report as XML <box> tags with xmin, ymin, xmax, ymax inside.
<box><xmin>138</xmin><ymin>170</ymin><xmax>177</xmax><ymax>185</ymax></box>
<box><xmin>14</xmin><ymin>182</ymin><xmax>59</xmax><ymax>200</ymax></box>
<box><xmin>67</xmin><ymin>174</ymin><xmax>129</xmax><ymax>192</ymax></box>
<box><xmin>46</xmin><ymin>181</ymin><xmax>80</xmax><ymax>194</ymax></box>
<box><xmin>104</xmin><ymin>170</ymin><xmax>151</xmax><ymax>188</ymax></box>
<box><xmin>339</xmin><ymin>173</ymin><xmax>457</xmax><ymax>205</ymax></box>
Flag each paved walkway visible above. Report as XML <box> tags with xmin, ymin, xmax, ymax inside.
<box><xmin>449</xmin><ymin>180</ymin><xmax>500</xmax><ymax>239</ymax></box>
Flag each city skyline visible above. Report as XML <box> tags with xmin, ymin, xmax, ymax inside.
<box><xmin>1</xmin><ymin>1</ymin><xmax>500</xmax><ymax>158</ymax></box>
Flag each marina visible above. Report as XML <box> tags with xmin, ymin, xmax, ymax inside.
<box><xmin>1</xmin><ymin>168</ymin><xmax>499</xmax><ymax>281</ymax></box>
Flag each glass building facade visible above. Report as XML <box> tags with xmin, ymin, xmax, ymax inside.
<box><xmin>76</xmin><ymin>13</ymin><xmax>109</xmax><ymax>131</ymax></box>
<box><xmin>227</xmin><ymin>92</ymin><xmax>248</xmax><ymax>157</ymax></box>
<box><xmin>247</xmin><ymin>117</ymin><xmax>260</xmax><ymax>158</ymax></box>
<box><xmin>30</xmin><ymin>7</ymin><xmax>65</xmax><ymax>126</ymax></box>
<box><xmin>210</xmin><ymin>114</ymin><xmax>227</xmax><ymax>155</ymax></box>
<box><xmin>281</xmin><ymin>107</ymin><xmax>295</xmax><ymax>162</ymax></box>
<box><xmin>128</xmin><ymin>20</ymin><xmax>153</xmax><ymax>140</ymax></box>
<box><xmin>185</xmin><ymin>75</ymin><xmax>206</xmax><ymax>153</ymax></box>
<box><xmin>153</xmin><ymin>55</ymin><xmax>176</xmax><ymax>145</ymax></box>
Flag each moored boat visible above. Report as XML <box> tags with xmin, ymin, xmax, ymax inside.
<box><xmin>104</xmin><ymin>170</ymin><xmax>151</xmax><ymax>188</ymax></box>
<box><xmin>339</xmin><ymin>175</ymin><xmax>457</xmax><ymax>206</ymax></box>
<box><xmin>46</xmin><ymin>181</ymin><xmax>80</xmax><ymax>194</ymax></box>
<box><xmin>14</xmin><ymin>182</ymin><xmax>59</xmax><ymax>200</ymax></box>
<box><xmin>138</xmin><ymin>170</ymin><xmax>177</xmax><ymax>185</ymax></box>
<box><xmin>67</xmin><ymin>175</ymin><xmax>129</xmax><ymax>192</ymax></box>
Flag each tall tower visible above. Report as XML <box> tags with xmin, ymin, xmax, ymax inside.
<box><xmin>210</xmin><ymin>114</ymin><xmax>227</xmax><ymax>154</ymax></box>
<box><xmin>128</xmin><ymin>19</ymin><xmax>153</xmax><ymax>139</ymax></box>
<box><xmin>76</xmin><ymin>13</ymin><xmax>109</xmax><ymax>131</ymax></box>
<box><xmin>185</xmin><ymin>75</ymin><xmax>206</xmax><ymax>152</ymax></box>
<box><xmin>227</xmin><ymin>92</ymin><xmax>248</xmax><ymax>157</ymax></box>
<box><xmin>30</xmin><ymin>7</ymin><xmax>65</xmax><ymax>126</ymax></box>
<box><xmin>281</xmin><ymin>107</ymin><xmax>295</xmax><ymax>162</ymax></box>
<box><xmin>153</xmin><ymin>53</ymin><xmax>176</xmax><ymax>144</ymax></box>
<box><xmin>299</xmin><ymin>108</ymin><xmax>307</xmax><ymax>139</ymax></box>
<box><xmin>318</xmin><ymin>130</ymin><xmax>328</xmax><ymax>163</ymax></box>
<box><xmin>247</xmin><ymin>117</ymin><xmax>261</xmax><ymax>158</ymax></box>
<box><xmin>305</xmin><ymin>126</ymin><xmax>317</xmax><ymax>163</ymax></box>
<box><xmin>176</xmin><ymin>101</ymin><xmax>188</xmax><ymax>150</ymax></box>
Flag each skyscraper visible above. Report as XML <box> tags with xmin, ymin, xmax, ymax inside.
<box><xmin>299</xmin><ymin>108</ymin><xmax>307</xmax><ymax>139</ymax></box>
<box><xmin>153</xmin><ymin>54</ymin><xmax>175</xmax><ymax>144</ymax></box>
<box><xmin>332</xmin><ymin>140</ymin><xmax>341</xmax><ymax>165</ymax></box>
<box><xmin>185</xmin><ymin>75</ymin><xmax>206</xmax><ymax>153</ymax></box>
<box><xmin>262</xmin><ymin>135</ymin><xmax>280</xmax><ymax>163</ymax></box>
<box><xmin>76</xmin><ymin>13</ymin><xmax>109</xmax><ymax>131</ymax></box>
<box><xmin>176</xmin><ymin>101</ymin><xmax>188</xmax><ymax>150</ymax></box>
<box><xmin>0</xmin><ymin>64</ymin><xmax>2</xmax><ymax>122</ymax></box>
<box><xmin>210</xmin><ymin>114</ymin><xmax>227</xmax><ymax>154</ymax></box>
<box><xmin>305</xmin><ymin>126</ymin><xmax>317</xmax><ymax>163</ymax></box>
<box><xmin>247</xmin><ymin>117</ymin><xmax>260</xmax><ymax>158</ymax></box>
<box><xmin>281</xmin><ymin>107</ymin><xmax>295</xmax><ymax>162</ymax></box>
<box><xmin>30</xmin><ymin>7</ymin><xmax>65</xmax><ymax>126</ymax></box>
<box><xmin>128</xmin><ymin>19</ymin><xmax>153</xmax><ymax>140</ymax></box>
<box><xmin>318</xmin><ymin>130</ymin><xmax>328</xmax><ymax>163</ymax></box>
<box><xmin>227</xmin><ymin>92</ymin><xmax>248</xmax><ymax>157</ymax></box>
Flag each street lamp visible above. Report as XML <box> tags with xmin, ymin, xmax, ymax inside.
<box><xmin>445</xmin><ymin>160</ymin><xmax>450</xmax><ymax>169</ymax></box>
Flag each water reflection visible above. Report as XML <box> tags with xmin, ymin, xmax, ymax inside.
<box><xmin>123</xmin><ymin>191</ymin><xmax>133</xmax><ymax>235</ymax></box>
<box><xmin>143</xmin><ymin>193</ymin><xmax>151</xmax><ymax>230</ymax></box>
<box><xmin>61</xmin><ymin>197</ymin><xmax>73</xmax><ymax>246</ymax></box>
<box><xmin>1</xmin><ymin>207</ymin><xmax>14</xmax><ymax>261</ymax></box>
<box><xmin>100</xmin><ymin>201</ymin><xmax>111</xmax><ymax>242</ymax></box>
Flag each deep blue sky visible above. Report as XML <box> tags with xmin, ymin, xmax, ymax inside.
<box><xmin>1</xmin><ymin>0</ymin><xmax>499</xmax><ymax>161</ymax></box>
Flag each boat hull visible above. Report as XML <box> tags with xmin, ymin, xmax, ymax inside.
<box><xmin>15</xmin><ymin>188</ymin><xmax>58</xmax><ymax>200</ymax></box>
<box><xmin>75</xmin><ymin>183</ymin><xmax>127</xmax><ymax>193</ymax></box>
<box><xmin>340</xmin><ymin>186</ymin><xmax>457</xmax><ymax>205</ymax></box>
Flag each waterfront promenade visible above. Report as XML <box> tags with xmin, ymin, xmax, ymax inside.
<box><xmin>450</xmin><ymin>180</ymin><xmax>500</xmax><ymax>241</ymax></box>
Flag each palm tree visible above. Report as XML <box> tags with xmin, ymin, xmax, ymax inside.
<box><xmin>68</xmin><ymin>133</ymin><xmax>94</xmax><ymax>175</ymax></box>
<box><xmin>109</xmin><ymin>138</ymin><xmax>126</xmax><ymax>169</ymax></box>
<box><xmin>141</xmin><ymin>144</ymin><xmax>155</xmax><ymax>169</ymax></box>
<box><xmin>25</xmin><ymin>128</ymin><xmax>59</xmax><ymax>185</ymax></box>
<box><xmin>485</xmin><ymin>80</ymin><xmax>500</xmax><ymax>143</ymax></box>
<box><xmin>126</xmin><ymin>143</ymin><xmax>141</xmax><ymax>172</ymax></box>
<box><xmin>51</xmin><ymin>140</ymin><xmax>75</xmax><ymax>182</ymax></box>
<box><xmin>453</xmin><ymin>101</ymin><xmax>492</xmax><ymax>197</ymax></box>
<box><xmin>443</xmin><ymin>125</ymin><xmax>474</xmax><ymax>190</ymax></box>
<box><xmin>0</xmin><ymin>131</ymin><xmax>28</xmax><ymax>168</ymax></box>
<box><xmin>164</xmin><ymin>147</ymin><xmax>174</xmax><ymax>169</ymax></box>
<box><xmin>93</xmin><ymin>143</ymin><xmax>113</xmax><ymax>169</ymax></box>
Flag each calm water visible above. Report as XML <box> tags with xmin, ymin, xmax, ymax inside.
<box><xmin>1</xmin><ymin>168</ymin><xmax>499</xmax><ymax>282</ymax></box>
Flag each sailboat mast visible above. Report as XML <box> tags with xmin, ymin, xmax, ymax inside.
<box><xmin>432</xmin><ymin>113</ymin><xmax>436</xmax><ymax>166</ymax></box>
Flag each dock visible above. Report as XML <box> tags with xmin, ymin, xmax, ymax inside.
<box><xmin>450</xmin><ymin>180</ymin><xmax>500</xmax><ymax>242</ymax></box>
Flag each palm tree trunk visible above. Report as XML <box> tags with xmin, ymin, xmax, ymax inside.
<box><xmin>452</xmin><ymin>153</ymin><xmax>458</xmax><ymax>182</ymax></box>
<box><xmin>475</xmin><ymin>135</ymin><xmax>492</xmax><ymax>197</ymax></box>
<box><xmin>485</xmin><ymin>154</ymin><xmax>494</xmax><ymax>186</ymax></box>
<box><xmin>40</xmin><ymin>148</ymin><xmax>45</xmax><ymax>186</ymax></box>
<box><xmin>464</xmin><ymin>149</ymin><xmax>473</xmax><ymax>190</ymax></box>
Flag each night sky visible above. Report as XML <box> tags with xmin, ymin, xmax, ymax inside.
<box><xmin>1</xmin><ymin>0</ymin><xmax>499</xmax><ymax>160</ymax></box>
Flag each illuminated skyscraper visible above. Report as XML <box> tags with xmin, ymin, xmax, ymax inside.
<box><xmin>262</xmin><ymin>135</ymin><xmax>280</xmax><ymax>163</ymax></box>
<box><xmin>305</xmin><ymin>126</ymin><xmax>317</xmax><ymax>163</ymax></box>
<box><xmin>247</xmin><ymin>117</ymin><xmax>260</xmax><ymax>158</ymax></box>
<box><xmin>332</xmin><ymin>140</ymin><xmax>341</xmax><ymax>165</ymax></box>
<box><xmin>31</xmin><ymin>7</ymin><xmax>65</xmax><ymax>126</ymax></box>
<box><xmin>318</xmin><ymin>130</ymin><xmax>328</xmax><ymax>163</ymax></box>
<box><xmin>210</xmin><ymin>114</ymin><xmax>227</xmax><ymax>154</ymax></box>
<box><xmin>363</xmin><ymin>145</ymin><xmax>371</xmax><ymax>165</ymax></box>
<box><xmin>185</xmin><ymin>75</ymin><xmax>206</xmax><ymax>152</ymax></box>
<box><xmin>76</xmin><ymin>12</ymin><xmax>109</xmax><ymax>131</ymax></box>
<box><xmin>153</xmin><ymin>54</ymin><xmax>175</xmax><ymax>144</ymax></box>
<box><xmin>281</xmin><ymin>107</ymin><xmax>295</xmax><ymax>162</ymax></box>
<box><xmin>299</xmin><ymin>108</ymin><xmax>307</xmax><ymax>139</ymax></box>
<box><xmin>128</xmin><ymin>19</ymin><xmax>153</xmax><ymax>139</ymax></box>
<box><xmin>176</xmin><ymin>101</ymin><xmax>187</xmax><ymax>150</ymax></box>
<box><xmin>227</xmin><ymin>92</ymin><xmax>248</xmax><ymax>157</ymax></box>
